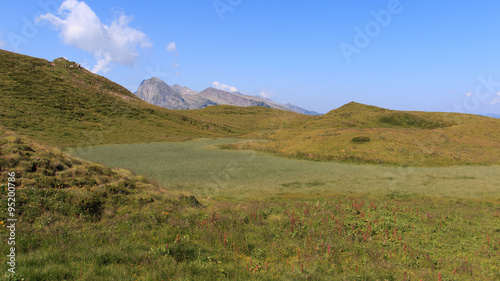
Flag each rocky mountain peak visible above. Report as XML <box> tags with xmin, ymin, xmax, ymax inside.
<box><xmin>134</xmin><ymin>77</ymin><xmax>321</xmax><ymax>115</ymax></box>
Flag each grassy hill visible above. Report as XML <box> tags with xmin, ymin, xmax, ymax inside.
<box><xmin>178</xmin><ymin>105</ymin><xmax>307</xmax><ymax>132</ymax></box>
<box><xmin>224</xmin><ymin>102</ymin><xmax>500</xmax><ymax>166</ymax></box>
<box><xmin>177</xmin><ymin>102</ymin><xmax>500</xmax><ymax>166</ymax></box>
<box><xmin>0</xmin><ymin>49</ymin><xmax>240</xmax><ymax>147</ymax></box>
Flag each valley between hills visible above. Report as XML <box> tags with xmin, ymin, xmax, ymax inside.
<box><xmin>1</xmin><ymin>49</ymin><xmax>500</xmax><ymax>280</ymax></box>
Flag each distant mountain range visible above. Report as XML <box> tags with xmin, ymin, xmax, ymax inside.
<box><xmin>479</xmin><ymin>113</ymin><xmax>500</xmax><ymax>119</ymax></box>
<box><xmin>134</xmin><ymin>77</ymin><xmax>321</xmax><ymax>115</ymax></box>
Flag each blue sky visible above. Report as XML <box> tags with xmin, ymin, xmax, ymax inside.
<box><xmin>1</xmin><ymin>0</ymin><xmax>500</xmax><ymax>114</ymax></box>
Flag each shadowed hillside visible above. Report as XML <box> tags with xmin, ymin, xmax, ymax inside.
<box><xmin>0</xmin><ymin>124</ymin><xmax>161</xmax><ymax>220</ymax></box>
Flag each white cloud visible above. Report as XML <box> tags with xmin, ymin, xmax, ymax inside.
<box><xmin>92</xmin><ymin>53</ymin><xmax>112</xmax><ymax>73</ymax></box>
<box><xmin>36</xmin><ymin>0</ymin><xmax>151</xmax><ymax>74</ymax></box>
<box><xmin>173</xmin><ymin>62</ymin><xmax>179</xmax><ymax>68</ymax></box>
<box><xmin>465</xmin><ymin>92</ymin><xmax>473</xmax><ymax>97</ymax></box>
<box><xmin>260</xmin><ymin>89</ymin><xmax>275</xmax><ymax>99</ymax></box>
<box><xmin>212</xmin><ymin>81</ymin><xmax>238</xmax><ymax>92</ymax></box>
<box><xmin>166</xmin><ymin>42</ymin><xmax>177</xmax><ymax>55</ymax></box>
<box><xmin>0</xmin><ymin>35</ymin><xmax>5</xmax><ymax>48</ymax></box>
<box><xmin>489</xmin><ymin>92</ymin><xmax>500</xmax><ymax>105</ymax></box>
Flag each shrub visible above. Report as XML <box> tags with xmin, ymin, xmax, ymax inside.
<box><xmin>379</xmin><ymin>113</ymin><xmax>453</xmax><ymax>129</ymax></box>
<box><xmin>77</xmin><ymin>193</ymin><xmax>104</xmax><ymax>221</ymax></box>
<box><xmin>117</xmin><ymin>179</ymin><xmax>136</xmax><ymax>189</ymax></box>
<box><xmin>25</xmin><ymin>161</ymin><xmax>38</xmax><ymax>173</ymax></box>
<box><xmin>351</xmin><ymin>136</ymin><xmax>371</xmax><ymax>143</ymax></box>
<box><xmin>108</xmin><ymin>184</ymin><xmax>130</xmax><ymax>195</ymax></box>
<box><xmin>179</xmin><ymin>195</ymin><xmax>202</xmax><ymax>207</ymax></box>
<box><xmin>167</xmin><ymin>243</ymin><xmax>198</xmax><ymax>262</ymax></box>
<box><xmin>87</xmin><ymin>164</ymin><xmax>113</xmax><ymax>176</ymax></box>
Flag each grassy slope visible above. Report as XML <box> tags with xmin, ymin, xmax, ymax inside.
<box><xmin>178</xmin><ymin>105</ymin><xmax>307</xmax><ymax>133</ymax></box>
<box><xmin>226</xmin><ymin>102</ymin><xmax>500</xmax><ymax>166</ymax></box>
<box><xmin>0</xmin><ymin>49</ymin><xmax>239</xmax><ymax>147</ymax></box>
<box><xmin>0</xmin><ymin>125</ymin><xmax>232</xmax><ymax>280</ymax></box>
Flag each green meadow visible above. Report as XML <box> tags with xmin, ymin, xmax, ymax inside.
<box><xmin>71</xmin><ymin>139</ymin><xmax>500</xmax><ymax>200</ymax></box>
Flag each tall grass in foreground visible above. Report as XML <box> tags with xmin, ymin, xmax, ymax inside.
<box><xmin>2</xmin><ymin>190</ymin><xmax>499</xmax><ymax>280</ymax></box>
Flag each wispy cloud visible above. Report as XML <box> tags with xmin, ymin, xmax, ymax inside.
<box><xmin>37</xmin><ymin>0</ymin><xmax>151</xmax><ymax>74</ymax></box>
<box><xmin>489</xmin><ymin>92</ymin><xmax>500</xmax><ymax>105</ymax></box>
<box><xmin>260</xmin><ymin>89</ymin><xmax>275</xmax><ymax>99</ymax></box>
<box><xmin>465</xmin><ymin>92</ymin><xmax>473</xmax><ymax>97</ymax></box>
<box><xmin>166</xmin><ymin>42</ymin><xmax>177</xmax><ymax>55</ymax></box>
<box><xmin>0</xmin><ymin>35</ymin><xmax>5</xmax><ymax>48</ymax></box>
<box><xmin>212</xmin><ymin>81</ymin><xmax>238</xmax><ymax>92</ymax></box>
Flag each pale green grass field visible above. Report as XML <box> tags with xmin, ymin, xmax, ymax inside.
<box><xmin>70</xmin><ymin>138</ymin><xmax>500</xmax><ymax>201</ymax></box>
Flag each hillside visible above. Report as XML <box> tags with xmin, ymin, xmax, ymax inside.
<box><xmin>178</xmin><ymin>105</ymin><xmax>307</xmax><ymax>132</ymax></box>
<box><xmin>225</xmin><ymin>102</ymin><xmax>500</xmax><ymax>166</ymax></box>
<box><xmin>0</xmin><ymin>124</ymin><xmax>158</xmax><ymax>193</ymax></box>
<box><xmin>134</xmin><ymin>77</ymin><xmax>321</xmax><ymax>115</ymax></box>
<box><xmin>0</xmin><ymin>50</ymin><xmax>240</xmax><ymax>147</ymax></box>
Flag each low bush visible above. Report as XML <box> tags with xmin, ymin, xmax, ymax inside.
<box><xmin>351</xmin><ymin>136</ymin><xmax>371</xmax><ymax>143</ymax></box>
<box><xmin>77</xmin><ymin>193</ymin><xmax>104</xmax><ymax>221</ymax></box>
